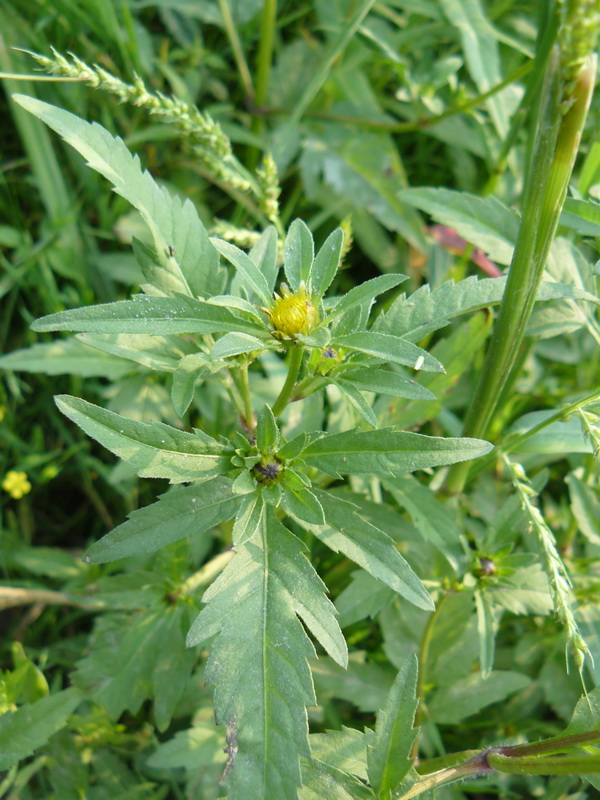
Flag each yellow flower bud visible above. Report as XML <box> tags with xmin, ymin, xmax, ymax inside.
<box><xmin>268</xmin><ymin>283</ymin><xmax>319</xmax><ymax>338</ymax></box>
<box><xmin>2</xmin><ymin>470</ymin><xmax>32</xmax><ymax>500</ymax></box>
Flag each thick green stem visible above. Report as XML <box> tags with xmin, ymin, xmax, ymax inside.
<box><xmin>237</xmin><ymin>364</ymin><xmax>255</xmax><ymax>430</ymax></box>
<box><xmin>272</xmin><ymin>345</ymin><xmax>304</xmax><ymax>416</ymax></box>
<box><xmin>445</xmin><ymin>50</ymin><xmax>596</xmax><ymax>493</ymax></box>
<box><xmin>487</xmin><ymin>752</ymin><xmax>600</xmax><ymax>775</ymax></box>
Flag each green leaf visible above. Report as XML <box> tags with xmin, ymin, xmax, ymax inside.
<box><xmin>475</xmin><ymin>589</ymin><xmax>496</xmax><ymax>678</ymax></box>
<box><xmin>147</xmin><ymin>721</ymin><xmax>225</xmax><ymax>770</ymax></box>
<box><xmin>86</xmin><ymin>478</ymin><xmax>239</xmax><ymax>563</ymax></box>
<box><xmin>332</xmin><ymin>378</ymin><xmax>378</xmax><ymax>427</ymax></box>
<box><xmin>32</xmin><ymin>296</ymin><xmax>264</xmax><ymax>336</ymax></box>
<box><xmin>256</xmin><ymin>404</ymin><xmax>280</xmax><ymax>452</ymax></box>
<box><xmin>0</xmin><ymin>338</ymin><xmax>131</xmax><ymax>379</ymax></box>
<box><xmin>284</xmin><ymin>218</ymin><xmax>314</xmax><ymax>292</ymax></box>
<box><xmin>311</xmin><ymin>653</ymin><xmax>394</xmax><ymax>713</ymax></box>
<box><xmin>335</xmin><ymin>570</ymin><xmax>394</xmax><ymax>628</ymax></box>
<box><xmin>327</xmin><ymin>274</ymin><xmax>407</xmax><ymax>321</ymax></box>
<box><xmin>310</xmin><ymin>726</ymin><xmax>372</xmax><ymax>780</ymax></box>
<box><xmin>341</xmin><ymin>368</ymin><xmax>435</xmax><ymax>401</ymax></box>
<box><xmin>211</xmin><ymin>332</ymin><xmax>270</xmax><ymax>359</ymax></box>
<box><xmin>300</xmin><ymin>757</ymin><xmax>374</xmax><ymax>800</ymax></box>
<box><xmin>79</xmin><ymin>332</ymin><xmax>194</xmax><ymax>373</ymax></box>
<box><xmin>232</xmin><ymin>492</ymin><xmax>265</xmax><ymax>545</ymax></box>
<box><xmin>303</xmin><ymin>429</ymin><xmax>492</xmax><ymax>478</ymax></box>
<box><xmin>560</xmin><ymin>197</ymin><xmax>600</xmax><ymax>237</ymax></box>
<box><xmin>309</xmin><ymin>491</ymin><xmax>434</xmax><ymax>611</ymax></box>
<box><xmin>0</xmin><ymin>688</ymin><xmax>82</xmax><ymax>770</ymax></box>
<box><xmin>282</xmin><ymin>484</ymin><xmax>326</xmax><ymax>525</ymax></box>
<box><xmin>14</xmin><ymin>95</ymin><xmax>221</xmax><ymax>298</ymax></box>
<box><xmin>311</xmin><ymin>228</ymin><xmax>344</xmax><ymax>298</ymax></box>
<box><xmin>187</xmin><ymin>509</ymin><xmax>345</xmax><ymax>800</ymax></box>
<box><xmin>171</xmin><ymin>353</ymin><xmax>212</xmax><ymax>417</ymax></box>
<box><xmin>400</xmin><ymin>188</ymin><xmax>518</xmax><ymax>265</ymax></box>
<box><xmin>508</xmin><ymin>410</ymin><xmax>592</xmax><ymax>454</ymax></box>
<box><xmin>428</xmin><ymin>670</ymin><xmax>531</xmax><ymax>724</ymax></box>
<box><xmin>566</xmin><ymin>473</ymin><xmax>600</xmax><ymax>545</ymax></box>
<box><xmin>367</xmin><ymin>655</ymin><xmax>419</xmax><ymax>797</ymax></box>
<box><xmin>210</xmin><ymin>237</ymin><xmax>272</xmax><ymax>305</ymax></box>
<box><xmin>207</xmin><ymin>293</ymin><xmax>266</xmax><ymax>322</ymax></box>
<box><xmin>334</xmin><ymin>331</ymin><xmax>444</xmax><ymax>372</ymax></box>
<box><xmin>55</xmin><ymin>395</ymin><xmax>230</xmax><ymax>482</ymax></box>
<box><xmin>249</xmin><ymin>225</ymin><xmax>279</xmax><ymax>294</ymax></box>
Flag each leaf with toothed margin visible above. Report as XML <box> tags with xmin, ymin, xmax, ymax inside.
<box><xmin>55</xmin><ymin>395</ymin><xmax>230</xmax><ymax>483</ymax></box>
<box><xmin>186</xmin><ymin>508</ymin><xmax>346</xmax><ymax>800</ymax></box>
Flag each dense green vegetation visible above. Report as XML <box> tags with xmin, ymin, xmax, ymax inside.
<box><xmin>2</xmin><ymin>1</ymin><xmax>600</xmax><ymax>798</ymax></box>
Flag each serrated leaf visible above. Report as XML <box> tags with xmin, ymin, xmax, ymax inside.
<box><xmin>311</xmin><ymin>228</ymin><xmax>344</xmax><ymax>298</ymax></box>
<box><xmin>333</xmin><ymin>378</ymin><xmax>378</xmax><ymax>427</ymax></box>
<box><xmin>307</xmin><ymin>491</ymin><xmax>434</xmax><ymax>611</ymax></box>
<box><xmin>211</xmin><ymin>332</ymin><xmax>269</xmax><ymax>359</ymax></box>
<box><xmin>327</xmin><ymin>274</ymin><xmax>407</xmax><ymax>321</ymax></box>
<box><xmin>56</xmin><ymin>395</ymin><xmax>230</xmax><ymax>483</ymax></box>
<box><xmin>400</xmin><ymin>188</ymin><xmax>518</xmax><ymax>264</ymax></box>
<box><xmin>0</xmin><ymin>338</ymin><xmax>131</xmax><ymax>379</ymax></box>
<box><xmin>0</xmin><ymin>688</ymin><xmax>82</xmax><ymax>770</ymax></box>
<box><xmin>284</xmin><ymin>219</ymin><xmax>314</xmax><ymax>292</ymax></box>
<box><xmin>32</xmin><ymin>295</ymin><xmax>264</xmax><ymax>336</ymax></box>
<box><xmin>303</xmin><ymin>429</ymin><xmax>492</xmax><ymax>478</ymax></box>
<box><xmin>334</xmin><ymin>331</ymin><xmax>444</xmax><ymax>372</ymax></box>
<box><xmin>256</xmin><ymin>404</ymin><xmax>280</xmax><ymax>452</ymax></box>
<box><xmin>187</xmin><ymin>509</ymin><xmax>344</xmax><ymax>800</ymax></box>
<box><xmin>14</xmin><ymin>95</ymin><xmax>221</xmax><ymax>298</ymax></box>
<box><xmin>367</xmin><ymin>655</ymin><xmax>419</xmax><ymax>797</ymax></box>
<box><xmin>341</xmin><ymin>368</ymin><xmax>435</xmax><ymax>400</ymax></box>
<box><xmin>210</xmin><ymin>238</ymin><xmax>272</xmax><ymax>304</ymax></box>
<box><xmin>86</xmin><ymin>478</ymin><xmax>239</xmax><ymax>563</ymax></box>
<box><xmin>428</xmin><ymin>670</ymin><xmax>531</xmax><ymax>724</ymax></box>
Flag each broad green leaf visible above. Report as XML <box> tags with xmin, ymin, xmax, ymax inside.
<box><xmin>428</xmin><ymin>670</ymin><xmax>531</xmax><ymax>724</ymax></box>
<box><xmin>14</xmin><ymin>95</ymin><xmax>221</xmax><ymax>298</ymax></box>
<box><xmin>508</xmin><ymin>410</ymin><xmax>592</xmax><ymax>454</ymax></box>
<box><xmin>171</xmin><ymin>353</ymin><xmax>212</xmax><ymax>417</ymax></box>
<box><xmin>0</xmin><ymin>338</ymin><xmax>131</xmax><ymax>379</ymax></box>
<box><xmin>210</xmin><ymin>238</ymin><xmax>272</xmax><ymax>305</ymax></box>
<box><xmin>211</xmin><ymin>332</ymin><xmax>270</xmax><ymax>359</ymax></box>
<box><xmin>333</xmin><ymin>378</ymin><xmax>378</xmax><ymax>428</ymax></box>
<box><xmin>342</xmin><ymin>368</ymin><xmax>435</xmax><ymax>401</ymax></box>
<box><xmin>282</xmin><ymin>484</ymin><xmax>326</xmax><ymax>525</ymax></box>
<box><xmin>300</xmin><ymin>757</ymin><xmax>373</xmax><ymax>800</ymax></box>
<box><xmin>86</xmin><ymin>478</ymin><xmax>239</xmax><ymax>563</ymax></box>
<box><xmin>207</xmin><ymin>293</ymin><xmax>266</xmax><ymax>322</ymax></box>
<box><xmin>79</xmin><ymin>333</ymin><xmax>194</xmax><ymax>372</ymax></box>
<box><xmin>376</xmin><ymin>276</ymin><xmax>598</xmax><ymax>343</ymax></box>
<box><xmin>335</xmin><ymin>570</ymin><xmax>394</xmax><ymax>628</ymax></box>
<box><xmin>383</xmin><ymin>476</ymin><xmax>465</xmax><ymax>570</ymax></box>
<box><xmin>367</xmin><ymin>655</ymin><xmax>419</xmax><ymax>797</ymax></box>
<box><xmin>560</xmin><ymin>197</ymin><xmax>600</xmax><ymax>237</ymax></box>
<box><xmin>311</xmin><ymin>653</ymin><xmax>394</xmax><ymax>713</ymax></box>
<box><xmin>437</xmin><ymin>0</ymin><xmax>510</xmax><ymax>137</ymax></box>
<box><xmin>333</xmin><ymin>331</ymin><xmax>444</xmax><ymax>372</ymax></box>
<box><xmin>187</xmin><ymin>510</ymin><xmax>344</xmax><ymax>800</ymax></box>
<box><xmin>310</xmin><ymin>726</ymin><xmax>372</xmax><ymax>780</ymax></box>
<box><xmin>284</xmin><ymin>219</ymin><xmax>314</xmax><ymax>292</ymax></box>
<box><xmin>75</xmin><ymin>604</ymin><xmax>195</xmax><ymax>731</ymax></box>
<box><xmin>309</xmin><ymin>491</ymin><xmax>434</xmax><ymax>611</ymax></box>
<box><xmin>147</xmin><ymin>721</ymin><xmax>225</xmax><ymax>770</ymax></box>
<box><xmin>56</xmin><ymin>395</ymin><xmax>230</xmax><ymax>482</ymax></box>
<box><xmin>232</xmin><ymin>492</ymin><xmax>265</xmax><ymax>545</ymax></box>
<box><xmin>327</xmin><ymin>274</ymin><xmax>407</xmax><ymax>321</ymax></box>
<box><xmin>256</xmin><ymin>404</ymin><xmax>280</xmax><ymax>452</ymax></box>
<box><xmin>32</xmin><ymin>296</ymin><xmax>263</xmax><ymax>336</ymax></box>
<box><xmin>475</xmin><ymin>589</ymin><xmax>496</xmax><ymax>678</ymax></box>
<box><xmin>0</xmin><ymin>688</ymin><xmax>82</xmax><ymax>770</ymax></box>
<box><xmin>311</xmin><ymin>228</ymin><xmax>344</xmax><ymax>298</ymax></box>
<box><xmin>304</xmin><ymin>429</ymin><xmax>492</xmax><ymax>478</ymax></box>
<box><xmin>400</xmin><ymin>188</ymin><xmax>518</xmax><ymax>265</ymax></box>
<box><xmin>249</xmin><ymin>225</ymin><xmax>279</xmax><ymax>294</ymax></box>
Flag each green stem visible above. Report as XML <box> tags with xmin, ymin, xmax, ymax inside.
<box><xmin>238</xmin><ymin>364</ymin><xmax>255</xmax><ymax>430</ymax></box>
<box><xmin>487</xmin><ymin>752</ymin><xmax>600</xmax><ymax>776</ymax></box>
<box><xmin>445</xmin><ymin>50</ymin><xmax>596</xmax><ymax>494</ymax></box>
<box><xmin>254</xmin><ymin>0</ymin><xmax>277</xmax><ymax>114</ymax></box>
<box><xmin>217</xmin><ymin>0</ymin><xmax>254</xmax><ymax>101</ymax></box>
<box><xmin>272</xmin><ymin>345</ymin><xmax>304</xmax><ymax>416</ymax></box>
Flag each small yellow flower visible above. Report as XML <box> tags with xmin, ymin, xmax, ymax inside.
<box><xmin>2</xmin><ymin>471</ymin><xmax>32</xmax><ymax>500</ymax></box>
<box><xmin>268</xmin><ymin>283</ymin><xmax>319</xmax><ymax>338</ymax></box>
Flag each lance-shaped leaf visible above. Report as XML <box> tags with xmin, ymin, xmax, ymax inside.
<box><xmin>32</xmin><ymin>296</ymin><xmax>263</xmax><ymax>336</ymax></box>
<box><xmin>211</xmin><ymin>238</ymin><xmax>272</xmax><ymax>305</ymax></box>
<box><xmin>249</xmin><ymin>225</ymin><xmax>279</xmax><ymax>294</ymax></box>
<box><xmin>0</xmin><ymin>338</ymin><xmax>131</xmax><ymax>379</ymax></box>
<box><xmin>86</xmin><ymin>478</ymin><xmax>239</xmax><ymax>563</ymax></box>
<box><xmin>333</xmin><ymin>331</ymin><xmax>444</xmax><ymax>372</ymax></box>
<box><xmin>284</xmin><ymin>219</ymin><xmax>314</xmax><ymax>292</ymax></box>
<box><xmin>341</xmin><ymin>367</ymin><xmax>435</xmax><ymax>401</ymax></box>
<box><xmin>326</xmin><ymin>274</ymin><xmax>407</xmax><ymax>321</ymax></box>
<box><xmin>311</xmin><ymin>227</ymin><xmax>344</xmax><ymax>298</ymax></box>
<box><xmin>55</xmin><ymin>395</ymin><xmax>230</xmax><ymax>483</ymax></box>
<box><xmin>304</xmin><ymin>429</ymin><xmax>492</xmax><ymax>478</ymax></box>
<box><xmin>211</xmin><ymin>332</ymin><xmax>271</xmax><ymax>360</ymax></box>
<box><xmin>307</xmin><ymin>491</ymin><xmax>434</xmax><ymax>611</ymax></box>
<box><xmin>14</xmin><ymin>95</ymin><xmax>221</xmax><ymax>298</ymax></box>
<box><xmin>186</xmin><ymin>510</ymin><xmax>346</xmax><ymax>800</ymax></box>
<box><xmin>78</xmin><ymin>333</ymin><xmax>195</xmax><ymax>372</ymax></box>
<box><xmin>367</xmin><ymin>655</ymin><xmax>419</xmax><ymax>797</ymax></box>
<box><xmin>332</xmin><ymin>378</ymin><xmax>378</xmax><ymax>427</ymax></box>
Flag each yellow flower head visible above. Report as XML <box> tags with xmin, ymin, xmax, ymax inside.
<box><xmin>2</xmin><ymin>471</ymin><xmax>32</xmax><ymax>500</ymax></box>
<box><xmin>268</xmin><ymin>283</ymin><xmax>319</xmax><ymax>338</ymax></box>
